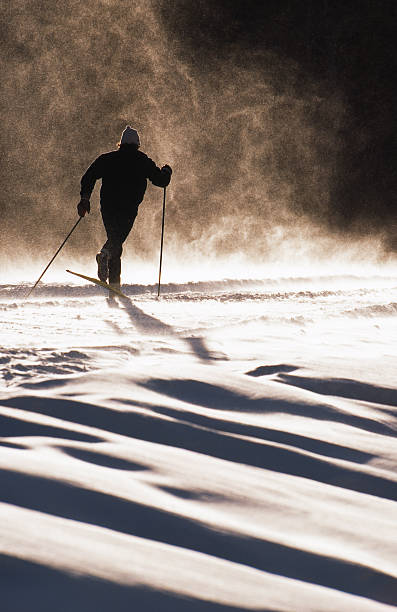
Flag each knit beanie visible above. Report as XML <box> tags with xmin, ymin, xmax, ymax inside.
<box><xmin>120</xmin><ymin>126</ymin><xmax>140</xmax><ymax>146</ymax></box>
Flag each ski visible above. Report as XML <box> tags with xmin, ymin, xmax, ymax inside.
<box><xmin>66</xmin><ymin>269</ymin><xmax>128</xmax><ymax>298</ymax></box>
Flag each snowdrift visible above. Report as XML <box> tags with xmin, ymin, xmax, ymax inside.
<box><xmin>1</xmin><ymin>275</ymin><xmax>396</xmax><ymax>611</ymax></box>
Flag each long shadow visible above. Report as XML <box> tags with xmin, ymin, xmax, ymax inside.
<box><xmin>246</xmin><ymin>364</ymin><xmax>298</xmax><ymax>377</ymax></box>
<box><xmin>2</xmin><ymin>396</ymin><xmax>397</xmax><ymax>502</ymax></box>
<box><xmin>141</xmin><ymin>377</ymin><xmax>397</xmax><ymax>438</ymax></box>
<box><xmin>121</xmin><ymin>399</ymin><xmax>375</xmax><ymax>464</ymax></box>
<box><xmin>0</xmin><ymin>554</ymin><xmax>255</xmax><ymax>612</ymax></box>
<box><xmin>278</xmin><ymin>374</ymin><xmax>397</xmax><ymax>409</ymax></box>
<box><xmin>0</xmin><ymin>441</ymin><xmax>28</xmax><ymax>450</ymax></box>
<box><xmin>119</xmin><ymin>297</ymin><xmax>215</xmax><ymax>362</ymax></box>
<box><xmin>0</xmin><ymin>413</ymin><xmax>103</xmax><ymax>443</ymax></box>
<box><xmin>119</xmin><ymin>297</ymin><xmax>174</xmax><ymax>335</ymax></box>
<box><xmin>58</xmin><ymin>446</ymin><xmax>150</xmax><ymax>471</ymax></box>
<box><xmin>0</xmin><ymin>470</ymin><xmax>395</xmax><ymax>605</ymax></box>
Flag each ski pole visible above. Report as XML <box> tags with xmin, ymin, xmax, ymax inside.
<box><xmin>26</xmin><ymin>216</ymin><xmax>83</xmax><ymax>298</ymax></box>
<box><xmin>157</xmin><ymin>187</ymin><xmax>167</xmax><ymax>298</ymax></box>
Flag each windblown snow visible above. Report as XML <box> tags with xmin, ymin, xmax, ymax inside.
<box><xmin>1</xmin><ymin>274</ymin><xmax>396</xmax><ymax>611</ymax></box>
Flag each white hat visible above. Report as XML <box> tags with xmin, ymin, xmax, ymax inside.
<box><xmin>120</xmin><ymin>125</ymin><xmax>140</xmax><ymax>146</ymax></box>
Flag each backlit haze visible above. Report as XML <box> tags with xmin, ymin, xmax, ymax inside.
<box><xmin>1</xmin><ymin>0</ymin><xmax>396</xmax><ymax>284</ymax></box>
<box><xmin>1</xmin><ymin>4</ymin><xmax>397</xmax><ymax>608</ymax></box>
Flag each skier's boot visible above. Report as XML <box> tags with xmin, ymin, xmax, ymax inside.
<box><xmin>107</xmin><ymin>281</ymin><xmax>122</xmax><ymax>300</ymax></box>
<box><xmin>108</xmin><ymin>255</ymin><xmax>121</xmax><ymax>294</ymax></box>
<box><xmin>96</xmin><ymin>250</ymin><xmax>109</xmax><ymax>282</ymax></box>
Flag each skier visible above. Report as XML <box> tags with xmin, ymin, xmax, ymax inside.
<box><xmin>77</xmin><ymin>126</ymin><xmax>172</xmax><ymax>288</ymax></box>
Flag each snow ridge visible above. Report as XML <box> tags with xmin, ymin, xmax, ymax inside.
<box><xmin>1</xmin><ymin>274</ymin><xmax>396</xmax><ymax>611</ymax></box>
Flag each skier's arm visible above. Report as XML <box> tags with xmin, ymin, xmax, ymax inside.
<box><xmin>146</xmin><ymin>157</ymin><xmax>172</xmax><ymax>187</ymax></box>
<box><xmin>80</xmin><ymin>155</ymin><xmax>104</xmax><ymax>199</ymax></box>
<box><xmin>78</xmin><ymin>156</ymin><xmax>104</xmax><ymax>217</ymax></box>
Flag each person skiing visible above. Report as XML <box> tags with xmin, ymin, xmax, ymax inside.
<box><xmin>77</xmin><ymin>126</ymin><xmax>172</xmax><ymax>288</ymax></box>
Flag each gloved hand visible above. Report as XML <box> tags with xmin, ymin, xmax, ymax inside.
<box><xmin>161</xmin><ymin>164</ymin><xmax>172</xmax><ymax>175</ymax></box>
<box><xmin>77</xmin><ymin>198</ymin><xmax>90</xmax><ymax>217</ymax></box>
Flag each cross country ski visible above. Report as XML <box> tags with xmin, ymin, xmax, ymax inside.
<box><xmin>66</xmin><ymin>269</ymin><xmax>128</xmax><ymax>298</ymax></box>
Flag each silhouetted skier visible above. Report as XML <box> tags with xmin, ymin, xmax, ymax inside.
<box><xmin>77</xmin><ymin>126</ymin><xmax>172</xmax><ymax>288</ymax></box>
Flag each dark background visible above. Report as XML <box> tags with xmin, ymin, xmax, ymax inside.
<box><xmin>159</xmin><ymin>0</ymin><xmax>397</xmax><ymax>248</ymax></box>
<box><xmin>1</xmin><ymin>0</ymin><xmax>396</xmax><ymax>269</ymax></box>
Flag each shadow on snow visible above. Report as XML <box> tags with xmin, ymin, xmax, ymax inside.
<box><xmin>119</xmin><ymin>297</ymin><xmax>217</xmax><ymax>363</ymax></box>
<box><xmin>1</xmin><ymin>395</ymin><xmax>396</xmax><ymax>502</ymax></box>
<box><xmin>0</xmin><ymin>470</ymin><xmax>396</xmax><ymax>606</ymax></box>
<box><xmin>0</xmin><ymin>554</ymin><xmax>255</xmax><ymax>612</ymax></box>
<box><xmin>278</xmin><ymin>374</ymin><xmax>397</xmax><ymax>409</ymax></box>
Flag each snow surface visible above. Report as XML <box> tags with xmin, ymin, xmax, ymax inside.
<box><xmin>1</xmin><ymin>274</ymin><xmax>396</xmax><ymax>611</ymax></box>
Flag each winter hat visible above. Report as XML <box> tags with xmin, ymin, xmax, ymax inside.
<box><xmin>120</xmin><ymin>125</ymin><xmax>140</xmax><ymax>146</ymax></box>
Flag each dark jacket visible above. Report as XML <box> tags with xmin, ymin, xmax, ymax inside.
<box><xmin>80</xmin><ymin>147</ymin><xmax>171</xmax><ymax>210</ymax></box>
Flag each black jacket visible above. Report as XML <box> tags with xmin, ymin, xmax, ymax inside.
<box><xmin>80</xmin><ymin>147</ymin><xmax>171</xmax><ymax>210</ymax></box>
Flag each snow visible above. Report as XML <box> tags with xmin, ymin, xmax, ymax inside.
<box><xmin>1</xmin><ymin>272</ymin><xmax>396</xmax><ymax>611</ymax></box>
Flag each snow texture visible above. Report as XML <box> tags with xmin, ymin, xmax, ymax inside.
<box><xmin>0</xmin><ymin>274</ymin><xmax>396</xmax><ymax>611</ymax></box>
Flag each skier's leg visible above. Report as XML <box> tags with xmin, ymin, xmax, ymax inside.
<box><xmin>96</xmin><ymin>209</ymin><xmax>118</xmax><ymax>281</ymax></box>
<box><xmin>108</xmin><ymin>245</ymin><xmax>122</xmax><ymax>285</ymax></box>
<box><xmin>102</xmin><ymin>217</ymin><xmax>122</xmax><ymax>285</ymax></box>
<box><xmin>102</xmin><ymin>208</ymin><xmax>137</xmax><ymax>286</ymax></box>
<box><xmin>108</xmin><ymin>211</ymin><xmax>137</xmax><ymax>284</ymax></box>
<box><xmin>96</xmin><ymin>250</ymin><xmax>109</xmax><ymax>282</ymax></box>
